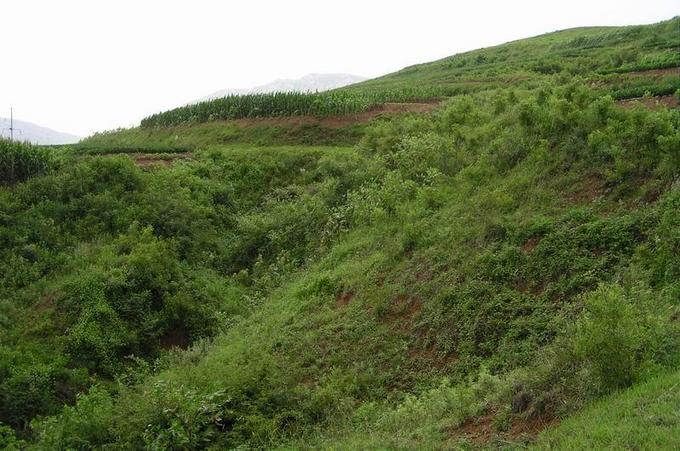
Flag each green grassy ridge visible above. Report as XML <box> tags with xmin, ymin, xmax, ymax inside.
<box><xmin>535</xmin><ymin>370</ymin><xmax>680</xmax><ymax>449</ymax></box>
<box><xmin>343</xmin><ymin>17</ymin><xmax>679</xmax><ymax>94</ymax></box>
<box><xmin>76</xmin><ymin>121</ymin><xmax>367</xmax><ymax>154</ymax></box>
<box><xmin>607</xmin><ymin>76</ymin><xmax>680</xmax><ymax>100</ymax></box>
<box><xmin>8</xmin><ymin>82</ymin><xmax>677</xmax><ymax>449</ymax></box>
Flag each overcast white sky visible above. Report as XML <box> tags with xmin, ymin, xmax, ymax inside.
<box><xmin>1</xmin><ymin>1</ymin><xmax>677</xmax><ymax>136</ymax></box>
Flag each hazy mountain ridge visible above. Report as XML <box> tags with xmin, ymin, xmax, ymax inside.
<box><xmin>196</xmin><ymin>73</ymin><xmax>367</xmax><ymax>102</ymax></box>
<box><xmin>0</xmin><ymin>117</ymin><xmax>80</xmax><ymax>145</ymax></box>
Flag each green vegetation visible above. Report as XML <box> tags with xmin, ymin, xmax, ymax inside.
<box><xmin>346</xmin><ymin>17</ymin><xmax>680</xmax><ymax>97</ymax></box>
<box><xmin>78</xmin><ymin>120</ymin><xmax>365</xmax><ymax>154</ymax></box>
<box><xmin>1</xmin><ymin>16</ymin><xmax>679</xmax><ymax>450</ymax></box>
<box><xmin>535</xmin><ymin>370</ymin><xmax>680</xmax><ymax>449</ymax></box>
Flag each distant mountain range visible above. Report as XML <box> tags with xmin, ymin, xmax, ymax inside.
<box><xmin>0</xmin><ymin>117</ymin><xmax>80</xmax><ymax>145</ymax></box>
<box><xmin>195</xmin><ymin>73</ymin><xmax>367</xmax><ymax>102</ymax></box>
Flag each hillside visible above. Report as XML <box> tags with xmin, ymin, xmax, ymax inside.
<box><xmin>1</xmin><ymin>17</ymin><xmax>679</xmax><ymax>450</ymax></box>
<box><xmin>0</xmin><ymin>117</ymin><xmax>80</xmax><ymax>145</ymax></box>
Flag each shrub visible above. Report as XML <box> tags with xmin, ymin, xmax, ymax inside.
<box><xmin>571</xmin><ymin>284</ymin><xmax>679</xmax><ymax>392</ymax></box>
<box><xmin>0</xmin><ymin>364</ymin><xmax>61</xmax><ymax>429</ymax></box>
<box><xmin>32</xmin><ymin>386</ymin><xmax>116</xmax><ymax>450</ymax></box>
<box><xmin>0</xmin><ymin>423</ymin><xmax>24</xmax><ymax>450</ymax></box>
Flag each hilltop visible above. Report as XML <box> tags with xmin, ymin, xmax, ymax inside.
<box><xmin>0</xmin><ymin>17</ymin><xmax>679</xmax><ymax>450</ymax></box>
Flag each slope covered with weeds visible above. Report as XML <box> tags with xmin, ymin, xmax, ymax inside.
<box><xmin>1</xmin><ymin>77</ymin><xmax>677</xmax><ymax>449</ymax></box>
<box><xmin>1</xmin><ymin>17</ymin><xmax>680</xmax><ymax>450</ymax></box>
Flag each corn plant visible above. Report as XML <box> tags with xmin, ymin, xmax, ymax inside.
<box><xmin>140</xmin><ymin>86</ymin><xmax>458</xmax><ymax>127</ymax></box>
<box><xmin>0</xmin><ymin>138</ymin><xmax>56</xmax><ymax>185</ymax></box>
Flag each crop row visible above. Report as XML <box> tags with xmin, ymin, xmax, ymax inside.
<box><xmin>140</xmin><ymin>87</ymin><xmax>457</xmax><ymax>127</ymax></box>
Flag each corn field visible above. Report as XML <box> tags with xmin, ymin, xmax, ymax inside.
<box><xmin>0</xmin><ymin>139</ymin><xmax>56</xmax><ymax>185</ymax></box>
<box><xmin>140</xmin><ymin>87</ymin><xmax>458</xmax><ymax>127</ymax></box>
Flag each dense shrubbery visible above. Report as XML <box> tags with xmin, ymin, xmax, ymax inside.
<box><xmin>0</xmin><ymin>145</ymin><xmax>377</xmax><ymax>432</ymax></box>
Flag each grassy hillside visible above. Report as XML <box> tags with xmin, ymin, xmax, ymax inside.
<box><xmin>535</xmin><ymin>370</ymin><xmax>680</xmax><ymax>449</ymax></box>
<box><xmin>1</xmin><ymin>16</ymin><xmax>679</xmax><ymax>450</ymax></box>
<box><xmin>79</xmin><ymin>17</ymin><xmax>678</xmax><ymax>148</ymax></box>
<box><xmin>346</xmin><ymin>20</ymin><xmax>679</xmax><ymax>95</ymax></box>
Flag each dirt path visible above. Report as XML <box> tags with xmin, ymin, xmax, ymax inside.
<box><xmin>131</xmin><ymin>152</ymin><xmax>192</xmax><ymax>167</ymax></box>
<box><xmin>93</xmin><ymin>152</ymin><xmax>193</xmax><ymax>168</ymax></box>
<box><xmin>616</xmin><ymin>94</ymin><xmax>678</xmax><ymax>109</ymax></box>
<box><xmin>622</xmin><ymin>66</ymin><xmax>679</xmax><ymax>79</ymax></box>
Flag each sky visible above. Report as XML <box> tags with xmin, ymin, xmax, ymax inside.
<box><xmin>1</xmin><ymin>1</ymin><xmax>678</xmax><ymax>137</ymax></box>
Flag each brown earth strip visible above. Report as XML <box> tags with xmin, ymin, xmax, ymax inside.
<box><xmin>616</xmin><ymin>94</ymin><xmax>679</xmax><ymax>110</ymax></box>
<box><xmin>622</xmin><ymin>66</ymin><xmax>680</xmax><ymax>79</ymax></box>
<box><xmin>455</xmin><ymin>410</ymin><xmax>556</xmax><ymax>446</ymax></box>
<box><xmin>107</xmin><ymin>152</ymin><xmax>193</xmax><ymax>167</ymax></box>
<box><xmin>566</xmin><ymin>174</ymin><xmax>604</xmax><ymax>203</ymax></box>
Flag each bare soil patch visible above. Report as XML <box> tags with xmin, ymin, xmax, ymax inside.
<box><xmin>335</xmin><ymin>290</ymin><xmax>355</xmax><ymax>309</ymax></box>
<box><xmin>623</xmin><ymin>67</ymin><xmax>680</xmax><ymax>79</ymax></box>
<box><xmin>381</xmin><ymin>294</ymin><xmax>422</xmax><ymax>331</ymax></box>
<box><xmin>521</xmin><ymin>237</ymin><xmax>541</xmax><ymax>254</ymax></box>
<box><xmin>616</xmin><ymin>94</ymin><xmax>679</xmax><ymax>110</ymax></box>
<box><xmin>456</xmin><ymin>410</ymin><xmax>555</xmax><ymax>446</ymax></box>
<box><xmin>127</xmin><ymin>153</ymin><xmax>192</xmax><ymax>168</ymax></box>
<box><xmin>567</xmin><ymin>174</ymin><xmax>603</xmax><ymax>204</ymax></box>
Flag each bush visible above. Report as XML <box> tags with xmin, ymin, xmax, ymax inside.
<box><xmin>0</xmin><ymin>364</ymin><xmax>61</xmax><ymax>428</ymax></box>
<box><xmin>571</xmin><ymin>284</ymin><xmax>679</xmax><ymax>392</ymax></box>
<box><xmin>32</xmin><ymin>386</ymin><xmax>116</xmax><ymax>450</ymax></box>
<box><xmin>0</xmin><ymin>423</ymin><xmax>24</xmax><ymax>450</ymax></box>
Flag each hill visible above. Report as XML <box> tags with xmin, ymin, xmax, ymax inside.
<box><xmin>1</xmin><ymin>17</ymin><xmax>679</xmax><ymax>450</ymax></box>
<box><xmin>0</xmin><ymin>117</ymin><xmax>80</xmax><ymax>145</ymax></box>
<box><xmin>110</xmin><ymin>17</ymin><xmax>678</xmax><ymax>131</ymax></box>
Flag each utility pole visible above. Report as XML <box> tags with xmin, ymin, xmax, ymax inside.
<box><xmin>3</xmin><ymin>107</ymin><xmax>21</xmax><ymax>142</ymax></box>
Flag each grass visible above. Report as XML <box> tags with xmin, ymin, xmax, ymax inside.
<box><xmin>14</xmin><ymin>84</ymin><xmax>679</xmax><ymax>448</ymax></box>
<box><xmin>535</xmin><ymin>370</ymin><xmax>680</xmax><ymax>449</ymax></box>
<box><xmin>76</xmin><ymin>120</ymin><xmax>367</xmax><ymax>154</ymax></box>
<box><xmin>340</xmin><ymin>17</ymin><xmax>679</xmax><ymax>95</ymax></box>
